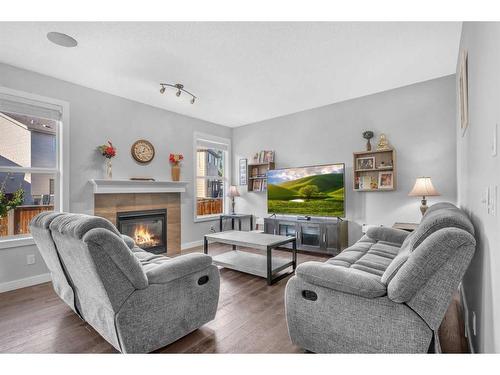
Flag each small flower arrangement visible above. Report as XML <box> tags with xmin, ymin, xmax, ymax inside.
<box><xmin>169</xmin><ymin>153</ymin><xmax>184</xmax><ymax>166</ymax></box>
<box><xmin>98</xmin><ymin>141</ymin><xmax>117</xmax><ymax>159</ymax></box>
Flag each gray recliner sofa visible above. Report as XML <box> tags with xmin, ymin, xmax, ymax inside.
<box><xmin>285</xmin><ymin>202</ymin><xmax>476</xmax><ymax>353</ymax></box>
<box><xmin>30</xmin><ymin>212</ymin><xmax>220</xmax><ymax>353</ymax></box>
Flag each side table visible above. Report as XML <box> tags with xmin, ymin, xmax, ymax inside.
<box><xmin>392</xmin><ymin>222</ymin><xmax>419</xmax><ymax>232</ymax></box>
<box><xmin>220</xmin><ymin>214</ymin><xmax>254</xmax><ymax>232</ymax></box>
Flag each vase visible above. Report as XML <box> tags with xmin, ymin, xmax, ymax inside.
<box><xmin>366</xmin><ymin>139</ymin><xmax>372</xmax><ymax>151</ymax></box>
<box><xmin>171</xmin><ymin>165</ymin><xmax>180</xmax><ymax>181</ymax></box>
<box><xmin>105</xmin><ymin>158</ymin><xmax>113</xmax><ymax>179</ymax></box>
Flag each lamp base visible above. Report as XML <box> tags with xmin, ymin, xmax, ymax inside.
<box><xmin>231</xmin><ymin>198</ymin><xmax>236</xmax><ymax>215</ymax></box>
<box><xmin>420</xmin><ymin>197</ymin><xmax>428</xmax><ymax>216</ymax></box>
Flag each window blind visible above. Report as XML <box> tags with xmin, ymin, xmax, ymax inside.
<box><xmin>0</xmin><ymin>93</ymin><xmax>63</xmax><ymax>121</ymax></box>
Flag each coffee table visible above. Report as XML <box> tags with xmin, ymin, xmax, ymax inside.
<box><xmin>204</xmin><ymin>230</ymin><xmax>297</xmax><ymax>285</ymax></box>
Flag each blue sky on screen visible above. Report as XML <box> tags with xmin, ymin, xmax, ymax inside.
<box><xmin>267</xmin><ymin>164</ymin><xmax>344</xmax><ymax>185</ymax></box>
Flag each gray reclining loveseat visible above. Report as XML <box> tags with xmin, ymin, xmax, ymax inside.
<box><xmin>285</xmin><ymin>202</ymin><xmax>476</xmax><ymax>353</ymax></box>
<box><xmin>30</xmin><ymin>212</ymin><xmax>220</xmax><ymax>353</ymax></box>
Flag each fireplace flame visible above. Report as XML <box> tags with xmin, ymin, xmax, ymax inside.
<box><xmin>134</xmin><ymin>224</ymin><xmax>160</xmax><ymax>247</ymax></box>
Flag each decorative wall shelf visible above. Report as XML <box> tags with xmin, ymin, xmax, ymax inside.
<box><xmin>247</xmin><ymin>162</ymin><xmax>275</xmax><ymax>192</ymax></box>
<box><xmin>90</xmin><ymin>179</ymin><xmax>188</xmax><ymax>194</ymax></box>
<box><xmin>353</xmin><ymin>149</ymin><xmax>397</xmax><ymax>192</ymax></box>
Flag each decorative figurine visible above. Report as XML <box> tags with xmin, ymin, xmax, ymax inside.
<box><xmin>376</xmin><ymin>133</ymin><xmax>391</xmax><ymax>151</ymax></box>
<box><xmin>362</xmin><ymin>131</ymin><xmax>374</xmax><ymax>151</ymax></box>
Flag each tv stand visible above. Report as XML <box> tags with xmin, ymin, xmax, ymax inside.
<box><xmin>264</xmin><ymin>215</ymin><xmax>348</xmax><ymax>255</ymax></box>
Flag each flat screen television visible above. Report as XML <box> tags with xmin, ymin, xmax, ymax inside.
<box><xmin>267</xmin><ymin>163</ymin><xmax>345</xmax><ymax>218</ymax></box>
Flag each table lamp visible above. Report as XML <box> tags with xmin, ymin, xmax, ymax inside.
<box><xmin>227</xmin><ymin>185</ymin><xmax>240</xmax><ymax>214</ymax></box>
<box><xmin>408</xmin><ymin>177</ymin><xmax>440</xmax><ymax>216</ymax></box>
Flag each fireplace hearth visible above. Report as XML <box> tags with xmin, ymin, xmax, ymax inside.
<box><xmin>116</xmin><ymin>209</ymin><xmax>167</xmax><ymax>254</ymax></box>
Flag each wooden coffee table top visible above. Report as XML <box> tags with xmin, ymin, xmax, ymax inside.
<box><xmin>205</xmin><ymin>230</ymin><xmax>295</xmax><ymax>250</ymax></box>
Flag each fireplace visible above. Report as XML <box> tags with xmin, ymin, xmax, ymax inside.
<box><xmin>116</xmin><ymin>209</ymin><xmax>167</xmax><ymax>254</ymax></box>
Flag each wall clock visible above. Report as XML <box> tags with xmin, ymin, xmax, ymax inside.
<box><xmin>131</xmin><ymin>139</ymin><xmax>155</xmax><ymax>163</ymax></box>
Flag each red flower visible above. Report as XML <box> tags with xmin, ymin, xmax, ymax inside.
<box><xmin>169</xmin><ymin>153</ymin><xmax>183</xmax><ymax>165</ymax></box>
<box><xmin>98</xmin><ymin>141</ymin><xmax>117</xmax><ymax>159</ymax></box>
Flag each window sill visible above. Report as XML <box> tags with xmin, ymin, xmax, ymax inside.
<box><xmin>194</xmin><ymin>215</ymin><xmax>222</xmax><ymax>223</ymax></box>
<box><xmin>0</xmin><ymin>235</ymin><xmax>35</xmax><ymax>250</ymax></box>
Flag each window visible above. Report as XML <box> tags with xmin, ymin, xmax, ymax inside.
<box><xmin>194</xmin><ymin>134</ymin><xmax>230</xmax><ymax>221</ymax></box>
<box><xmin>0</xmin><ymin>88</ymin><xmax>68</xmax><ymax>246</ymax></box>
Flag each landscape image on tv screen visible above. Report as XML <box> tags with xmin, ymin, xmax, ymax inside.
<box><xmin>267</xmin><ymin>164</ymin><xmax>345</xmax><ymax>217</ymax></box>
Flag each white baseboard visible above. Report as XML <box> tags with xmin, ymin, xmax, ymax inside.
<box><xmin>460</xmin><ymin>283</ymin><xmax>475</xmax><ymax>353</ymax></box>
<box><xmin>181</xmin><ymin>240</ymin><xmax>203</xmax><ymax>250</ymax></box>
<box><xmin>0</xmin><ymin>273</ymin><xmax>51</xmax><ymax>293</ymax></box>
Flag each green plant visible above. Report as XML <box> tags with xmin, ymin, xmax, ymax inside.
<box><xmin>298</xmin><ymin>185</ymin><xmax>319</xmax><ymax>200</ymax></box>
<box><xmin>0</xmin><ymin>175</ymin><xmax>25</xmax><ymax>218</ymax></box>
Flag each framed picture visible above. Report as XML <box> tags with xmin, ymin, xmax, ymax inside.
<box><xmin>239</xmin><ymin>158</ymin><xmax>247</xmax><ymax>185</ymax></box>
<box><xmin>459</xmin><ymin>49</ymin><xmax>469</xmax><ymax>136</ymax></box>
<box><xmin>356</xmin><ymin>156</ymin><xmax>375</xmax><ymax>170</ymax></box>
<box><xmin>378</xmin><ymin>171</ymin><xmax>394</xmax><ymax>189</ymax></box>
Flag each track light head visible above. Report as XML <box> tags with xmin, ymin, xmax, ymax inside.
<box><xmin>159</xmin><ymin>86</ymin><xmax>166</xmax><ymax>94</ymax></box>
<box><xmin>191</xmin><ymin>97</ymin><xmax>196</xmax><ymax>104</ymax></box>
<box><xmin>176</xmin><ymin>90</ymin><xmax>181</xmax><ymax>97</ymax></box>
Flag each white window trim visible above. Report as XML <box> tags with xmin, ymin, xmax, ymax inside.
<box><xmin>193</xmin><ymin>132</ymin><xmax>231</xmax><ymax>223</ymax></box>
<box><xmin>0</xmin><ymin>86</ymin><xmax>70</xmax><ymax>250</ymax></box>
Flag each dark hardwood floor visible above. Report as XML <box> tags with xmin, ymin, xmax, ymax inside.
<box><xmin>0</xmin><ymin>245</ymin><xmax>468</xmax><ymax>353</ymax></box>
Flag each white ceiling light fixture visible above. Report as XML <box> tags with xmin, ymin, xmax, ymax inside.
<box><xmin>47</xmin><ymin>32</ymin><xmax>78</xmax><ymax>47</ymax></box>
<box><xmin>159</xmin><ymin>83</ymin><xmax>197</xmax><ymax>104</ymax></box>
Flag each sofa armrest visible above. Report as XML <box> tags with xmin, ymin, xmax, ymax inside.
<box><xmin>296</xmin><ymin>261</ymin><xmax>387</xmax><ymax>298</ymax></box>
<box><xmin>366</xmin><ymin>226</ymin><xmax>410</xmax><ymax>245</ymax></box>
<box><xmin>146</xmin><ymin>253</ymin><xmax>213</xmax><ymax>284</ymax></box>
<box><xmin>121</xmin><ymin>234</ymin><xmax>136</xmax><ymax>250</ymax></box>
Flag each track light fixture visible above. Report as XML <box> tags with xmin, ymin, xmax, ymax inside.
<box><xmin>159</xmin><ymin>83</ymin><xmax>197</xmax><ymax>104</ymax></box>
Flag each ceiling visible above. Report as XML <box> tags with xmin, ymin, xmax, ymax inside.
<box><xmin>0</xmin><ymin>22</ymin><xmax>462</xmax><ymax>127</ymax></box>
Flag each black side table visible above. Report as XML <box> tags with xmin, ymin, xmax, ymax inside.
<box><xmin>219</xmin><ymin>214</ymin><xmax>254</xmax><ymax>232</ymax></box>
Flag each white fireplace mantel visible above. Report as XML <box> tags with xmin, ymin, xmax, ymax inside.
<box><xmin>90</xmin><ymin>179</ymin><xmax>188</xmax><ymax>194</ymax></box>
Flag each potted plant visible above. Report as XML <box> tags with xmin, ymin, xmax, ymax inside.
<box><xmin>169</xmin><ymin>153</ymin><xmax>184</xmax><ymax>181</ymax></box>
<box><xmin>98</xmin><ymin>141</ymin><xmax>117</xmax><ymax>179</ymax></box>
<box><xmin>0</xmin><ymin>175</ymin><xmax>24</xmax><ymax>236</ymax></box>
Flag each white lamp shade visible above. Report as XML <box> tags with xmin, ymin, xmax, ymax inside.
<box><xmin>227</xmin><ymin>185</ymin><xmax>240</xmax><ymax>198</ymax></box>
<box><xmin>408</xmin><ymin>177</ymin><xmax>440</xmax><ymax>197</ymax></box>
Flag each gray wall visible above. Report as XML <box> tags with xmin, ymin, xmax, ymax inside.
<box><xmin>232</xmin><ymin>75</ymin><xmax>457</xmax><ymax>244</ymax></box>
<box><xmin>0</xmin><ymin>62</ymin><xmax>231</xmax><ymax>287</ymax></box>
<box><xmin>457</xmin><ymin>22</ymin><xmax>500</xmax><ymax>353</ymax></box>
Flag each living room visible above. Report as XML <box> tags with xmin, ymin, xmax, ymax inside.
<box><xmin>1</xmin><ymin>1</ymin><xmax>499</xmax><ymax>373</ymax></box>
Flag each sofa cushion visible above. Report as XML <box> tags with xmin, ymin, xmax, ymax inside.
<box><xmin>296</xmin><ymin>261</ymin><xmax>387</xmax><ymax>298</ymax></box>
<box><xmin>326</xmin><ymin>240</ymin><xmax>400</xmax><ymax>279</ymax></box>
<box><xmin>387</xmin><ymin>228</ymin><xmax>476</xmax><ymax>304</ymax></box>
<box><xmin>422</xmin><ymin>202</ymin><xmax>459</xmax><ymax>218</ymax></box>
<box><xmin>381</xmin><ymin>245</ymin><xmax>411</xmax><ymax>285</ymax></box>
<box><xmin>366</xmin><ymin>227</ymin><xmax>410</xmax><ymax>246</ymax></box>
<box><xmin>49</xmin><ymin>213</ymin><xmax>121</xmax><ymax>240</ymax></box>
<box><xmin>408</xmin><ymin>205</ymin><xmax>474</xmax><ymax>251</ymax></box>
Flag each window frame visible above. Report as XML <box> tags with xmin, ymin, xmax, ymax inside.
<box><xmin>0</xmin><ymin>86</ymin><xmax>70</xmax><ymax>249</ymax></box>
<box><xmin>193</xmin><ymin>132</ymin><xmax>231</xmax><ymax>223</ymax></box>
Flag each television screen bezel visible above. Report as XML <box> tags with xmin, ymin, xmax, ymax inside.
<box><xmin>266</xmin><ymin>162</ymin><xmax>346</xmax><ymax>218</ymax></box>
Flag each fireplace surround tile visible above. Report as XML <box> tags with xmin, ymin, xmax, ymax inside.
<box><xmin>94</xmin><ymin>193</ymin><xmax>181</xmax><ymax>255</ymax></box>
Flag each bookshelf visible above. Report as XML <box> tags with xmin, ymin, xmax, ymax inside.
<box><xmin>353</xmin><ymin>149</ymin><xmax>396</xmax><ymax>192</ymax></box>
<box><xmin>247</xmin><ymin>162</ymin><xmax>275</xmax><ymax>192</ymax></box>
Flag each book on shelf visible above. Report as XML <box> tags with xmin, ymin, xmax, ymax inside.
<box><xmin>252</xmin><ymin>179</ymin><xmax>267</xmax><ymax>191</ymax></box>
<box><xmin>359</xmin><ymin>176</ymin><xmax>377</xmax><ymax>190</ymax></box>
<box><xmin>255</xmin><ymin>150</ymin><xmax>275</xmax><ymax>163</ymax></box>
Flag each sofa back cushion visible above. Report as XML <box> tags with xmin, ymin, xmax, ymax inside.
<box><xmin>49</xmin><ymin>214</ymin><xmax>147</xmax><ymax>311</ymax></box>
<box><xmin>29</xmin><ymin>211</ymin><xmax>78</xmax><ymax>313</ymax></box>
<box><xmin>387</xmin><ymin>227</ymin><xmax>475</xmax><ymax>329</ymax></box>
<box><xmin>407</xmin><ymin>204</ymin><xmax>474</xmax><ymax>251</ymax></box>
